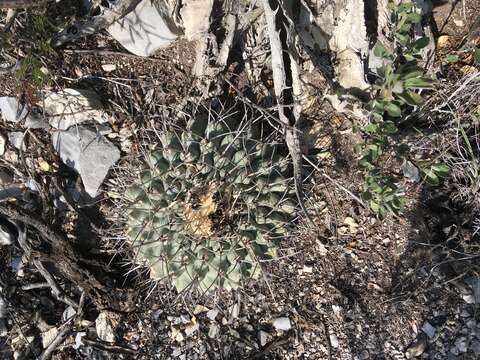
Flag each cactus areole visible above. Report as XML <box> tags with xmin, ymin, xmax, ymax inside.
<box><xmin>126</xmin><ymin>116</ymin><xmax>296</xmax><ymax>291</ymax></box>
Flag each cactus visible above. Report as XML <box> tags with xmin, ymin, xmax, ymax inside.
<box><xmin>126</xmin><ymin>115</ymin><xmax>295</xmax><ymax>292</ymax></box>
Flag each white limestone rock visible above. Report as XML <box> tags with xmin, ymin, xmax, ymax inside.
<box><xmin>107</xmin><ymin>0</ymin><xmax>180</xmax><ymax>57</ymax></box>
<box><xmin>44</xmin><ymin>89</ymin><xmax>110</xmax><ymax>130</ymax></box>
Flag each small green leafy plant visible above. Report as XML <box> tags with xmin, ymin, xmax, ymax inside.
<box><xmin>357</xmin><ymin>1</ymin><xmax>447</xmax><ymax>217</ymax></box>
<box><xmin>15</xmin><ymin>14</ymin><xmax>58</xmax><ymax>87</ymax></box>
<box><xmin>126</xmin><ymin>114</ymin><xmax>296</xmax><ymax>292</ymax></box>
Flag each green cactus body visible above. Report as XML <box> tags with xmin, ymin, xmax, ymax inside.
<box><xmin>126</xmin><ymin>116</ymin><xmax>295</xmax><ymax>292</ymax></box>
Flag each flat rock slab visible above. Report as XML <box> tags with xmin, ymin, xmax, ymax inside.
<box><xmin>107</xmin><ymin>0</ymin><xmax>180</xmax><ymax>57</ymax></box>
<box><xmin>52</xmin><ymin>127</ymin><xmax>120</xmax><ymax>197</ymax></box>
<box><xmin>45</xmin><ymin>89</ymin><xmax>109</xmax><ymax>130</ymax></box>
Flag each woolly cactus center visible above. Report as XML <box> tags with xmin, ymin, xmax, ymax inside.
<box><xmin>183</xmin><ymin>183</ymin><xmax>218</xmax><ymax>237</ymax></box>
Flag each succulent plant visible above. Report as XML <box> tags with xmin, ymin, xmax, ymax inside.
<box><xmin>126</xmin><ymin>115</ymin><xmax>295</xmax><ymax>292</ymax></box>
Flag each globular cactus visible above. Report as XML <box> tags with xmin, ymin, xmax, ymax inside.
<box><xmin>126</xmin><ymin>115</ymin><xmax>295</xmax><ymax>292</ymax></box>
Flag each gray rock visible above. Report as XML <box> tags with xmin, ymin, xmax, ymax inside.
<box><xmin>472</xmin><ymin>340</ymin><xmax>480</xmax><ymax>354</ymax></box>
<box><xmin>0</xmin><ymin>134</ymin><xmax>6</xmax><ymax>156</ymax></box>
<box><xmin>179</xmin><ymin>314</ymin><xmax>190</xmax><ymax>324</ymax></box>
<box><xmin>184</xmin><ymin>323</ymin><xmax>199</xmax><ymax>337</ymax></box>
<box><xmin>52</xmin><ymin>127</ymin><xmax>120</xmax><ymax>197</ymax></box>
<box><xmin>462</xmin><ymin>293</ymin><xmax>475</xmax><ymax>304</ymax></box>
<box><xmin>258</xmin><ymin>330</ymin><xmax>271</xmax><ymax>347</ymax></box>
<box><xmin>229</xmin><ymin>303</ymin><xmax>239</xmax><ymax>319</ymax></box>
<box><xmin>45</xmin><ymin>89</ymin><xmax>109</xmax><ymax>130</ymax></box>
<box><xmin>0</xmin><ymin>97</ymin><xmax>28</xmax><ymax>123</ymax></box>
<box><xmin>95</xmin><ymin>311</ymin><xmax>117</xmax><ymax>343</ymax></box>
<box><xmin>41</xmin><ymin>327</ymin><xmax>59</xmax><ymax>348</ymax></box>
<box><xmin>455</xmin><ymin>337</ymin><xmax>468</xmax><ymax>353</ymax></box>
<box><xmin>0</xmin><ymin>319</ymin><xmax>6</xmax><ymax>337</ymax></box>
<box><xmin>329</xmin><ymin>334</ymin><xmax>339</xmax><ymax>348</ymax></box>
<box><xmin>421</xmin><ymin>321</ymin><xmax>436</xmax><ymax>339</ymax></box>
<box><xmin>272</xmin><ymin>317</ymin><xmax>291</xmax><ymax>331</ymax></box>
<box><xmin>0</xmin><ymin>295</ymin><xmax>6</xmax><ymax>318</ymax></box>
<box><xmin>405</xmin><ymin>333</ymin><xmax>427</xmax><ymax>359</ymax></box>
<box><xmin>24</xmin><ymin>114</ymin><xmax>49</xmax><ymax>129</ymax></box>
<box><xmin>26</xmin><ymin>179</ymin><xmax>40</xmax><ymax>192</ymax></box>
<box><xmin>466</xmin><ymin>277</ymin><xmax>480</xmax><ymax>304</ymax></box>
<box><xmin>0</xmin><ymin>168</ymin><xmax>13</xmax><ymax>187</ymax></box>
<box><xmin>101</xmin><ymin>64</ymin><xmax>116</xmax><ymax>72</ymax></box>
<box><xmin>10</xmin><ymin>256</ymin><xmax>24</xmax><ymax>277</ymax></box>
<box><xmin>107</xmin><ymin>0</ymin><xmax>180</xmax><ymax>57</ymax></box>
<box><xmin>206</xmin><ymin>309</ymin><xmax>219</xmax><ymax>321</ymax></box>
<box><xmin>0</xmin><ymin>224</ymin><xmax>14</xmax><ymax>246</ymax></box>
<box><xmin>171</xmin><ymin>348</ymin><xmax>182</xmax><ymax>357</ymax></box>
<box><xmin>208</xmin><ymin>324</ymin><xmax>219</xmax><ymax>338</ymax></box>
<box><xmin>359</xmin><ymin>350</ymin><xmax>370</xmax><ymax>359</ymax></box>
<box><xmin>8</xmin><ymin>132</ymin><xmax>25</xmax><ymax>151</ymax></box>
<box><xmin>62</xmin><ymin>306</ymin><xmax>76</xmax><ymax>322</ymax></box>
<box><xmin>402</xmin><ymin>160</ymin><xmax>421</xmax><ymax>183</ymax></box>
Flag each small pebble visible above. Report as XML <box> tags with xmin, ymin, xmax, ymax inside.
<box><xmin>208</xmin><ymin>324</ymin><xmax>219</xmax><ymax>338</ymax></box>
<box><xmin>421</xmin><ymin>321</ymin><xmax>436</xmax><ymax>339</ymax></box>
<box><xmin>193</xmin><ymin>305</ymin><xmax>209</xmax><ymax>315</ymax></box>
<box><xmin>0</xmin><ymin>319</ymin><xmax>8</xmax><ymax>338</ymax></box>
<box><xmin>229</xmin><ymin>304</ymin><xmax>239</xmax><ymax>319</ymax></box>
<box><xmin>258</xmin><ymin>330</ymin><xmax>271</xmax><ymax>347</ymax></box>
<box><xmin>405</xmin><ymin>333</ymin><xmax>427</xmax><ymax>359</ymax></box>
<box><xmin>332</xmin><ymin>305</ymin><xmax>341</xmax><ymax>315</ymax></box>
<box><xmin>462</xmin><ymin>294</ymin><xmax>475</xmax><ymax>304</ymax></box>
<box><xmin>272</xmin><ymin>317</ymin><xmax>291</xmax><ymax>331</ymax></box>
<box><xmin>329</xmin><ymin>334</ymin><xmax>339</xmax><ymax>348</ymax></box>
<box><xmin>207</xmin><ymin>309</ymin><xmax>219</xmax><ymax>321</ymax></box>
<box><xmin>185</xmin><ymin>323</ymin><xmax>199</xmax><ymax>337</ymax></box>
<box><xmin>0</xmin><ymin>224</ymin><xmax>14</xmax><ymax>246</ymax></box>
<box><xmin>101</xmin><ymin>64</ymin><xmax>117</xmax><ymax>72</ymax></box>
<box><xmin>95</xmin><ymin>311</ymin><xmax>118</xmax><ymax>343</ymax></box>
<box><xmin>61</xmin><ymin>306</ymin><xmax>76</xmax><ymax>322</ymax></box>
<box><xmin>359</xmin><ymin>350</ymin><xmax>370</xmax><ymax>359</ymax></box>
<box><xmin>8</xmin><ymin>132</ymin><xmax>25</xmax><ymax>151</ymax></box>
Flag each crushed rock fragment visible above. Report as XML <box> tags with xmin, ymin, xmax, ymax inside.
<box><xmin>272</xmin><ymin>317</ymin><xmax>291</xmax><ymax>331</ymax></box>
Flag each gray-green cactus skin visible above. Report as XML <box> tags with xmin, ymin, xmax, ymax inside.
<box><xmin>126</xmin><ymin>116</ymin><xmax>295</xmax><ymax>292</ymax></box>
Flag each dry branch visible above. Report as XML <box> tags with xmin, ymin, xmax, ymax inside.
<box><xmin>0</xmin><ymin>204</ymin><xmax>135</xmax><ymax>312</ymax></box>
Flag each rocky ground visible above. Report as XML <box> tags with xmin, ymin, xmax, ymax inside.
<box><xmin>0</xmin><ymin>1</ymin><xmax>479</xmax><ymax>359</ymax></box>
